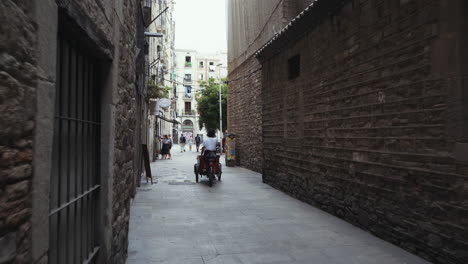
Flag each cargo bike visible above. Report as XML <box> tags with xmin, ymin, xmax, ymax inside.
<box><xmin>194</xmin><ymin>146</ymin><xmax>222</xmax><ymax>187</ymax></box>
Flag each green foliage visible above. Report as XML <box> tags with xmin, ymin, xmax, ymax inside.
<box><xmin>196</xmin><ymin>77</ymin><xmax>227</xmax><ymax>131</ymax></box>
<box><xmin>148</xmin><ymin>81</ymin><xmax>171</xmax><ymax>99</ymax></box>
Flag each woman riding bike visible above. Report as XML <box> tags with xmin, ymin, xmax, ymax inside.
<box><xmin>203</xmin><ymin>129</ymin><xmax>218</xmax><ymax>159</ymax></box>
<box><xmin>195</xmin><ymin>129</ymin><xmax>222</xmax><ymax>186</ymax></box>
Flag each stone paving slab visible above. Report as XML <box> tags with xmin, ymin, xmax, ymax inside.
<box><xmin>128</xmin><ymin>147</ymin><xmax>431</xmax><ymax>264</ymax></box>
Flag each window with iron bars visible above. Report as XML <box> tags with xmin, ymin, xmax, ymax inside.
<box><xmin>49</xmin><ymin>22</ymin><xmax>102</xmax><ymax>264</ymax></box>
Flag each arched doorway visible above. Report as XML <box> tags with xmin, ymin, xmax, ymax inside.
<box><xmin>182</xmin><ymin>119</ymin><xmax>194</xmax><ymax>139</ymax></box>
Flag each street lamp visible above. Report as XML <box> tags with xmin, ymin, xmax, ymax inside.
<box><xmin>217</xmin><ymin>63</ymin><xmax>223</xmax><ymax>142</ymax></box>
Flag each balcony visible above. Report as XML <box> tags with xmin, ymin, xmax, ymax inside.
<box><xmin>185</xmin><ymin>62</ymin><xmax>192</xmax><ymax>67</ymax></box>
<box><xmin>183</xmin><ymin>78</ymin><xmax>192</xmax><ymax>83</ymax></box>
<box><xmin>182</xmin><ymin>110</ymin><xmax>196</xmax><ymax>116</ymax></box>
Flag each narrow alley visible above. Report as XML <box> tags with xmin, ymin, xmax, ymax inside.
<box><xmin>127</xmin><ymin>147</ymin><xmax>429</xmax><ymax>264</ymax></box>
<box><xmin>2</xmin><ymin>1</ymin><xmax>467</xmax><ymax>263</ymax></box>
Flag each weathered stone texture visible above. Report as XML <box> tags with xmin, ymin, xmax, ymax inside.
<box><xmin>227</xmin><ymin>57</ymin><xmax>263</xmax><ymax>172</ymax></box>
<box><xmin>1</xmin><ymin>0</ymin><xmax>143</xmax><ymax>263</ymax></box>
<box><xmin>260</xmin><ymin>1</ymin><xmax>467</xmax><ymax>264</ymax></box>
<box><xmin>0</xmin><ymin>0</ymin><xmax>36</xmax><ymax>263</ymax></box>
<box><xmin>110</xmin><ymin>0</ymin><xmax>138</xmax><ymax>262</ymax></box>
<box><xmin>228</xmin><ymin>0</ymin><xmax>317</xmax><ymax>172</ymax></box>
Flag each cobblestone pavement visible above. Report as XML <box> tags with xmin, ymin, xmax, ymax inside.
<box><xmin>127</xmin><ymin>145</ymin><xmax>431</xmax><ymax>264</ymax></box>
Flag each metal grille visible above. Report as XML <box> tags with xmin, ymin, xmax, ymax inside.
<box><xmin>49</xmin><ymin>33</ymin><xmax>101</xmax><ymax>264</ymax></box>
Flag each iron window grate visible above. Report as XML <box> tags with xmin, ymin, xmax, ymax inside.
<box><xmin>49</xmin><ymin>32</ymin><xmax>101</xmax><ymax>264</ymax></box>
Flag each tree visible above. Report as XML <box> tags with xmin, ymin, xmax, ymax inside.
<box><xmin>196</xmin><ymin>77</ymin><xmax>227</xmax><ymax>131</ymax></box>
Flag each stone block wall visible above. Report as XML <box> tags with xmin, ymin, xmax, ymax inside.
<box><xmin>0</xmin><ymin>1</ymin><xmax>37</xmax><ymax>263</ymax></box>
<box><xmin>111</xmin><ymin>0</ymin><xmax>139</xmax><ymax>260</ymax></box>
<box><xmin>260</xmin><ymin>0</ymin><xmax>467</xmax><ymax>263</ymax></box>
<box><xmin>228</xmin><ymin>0</ymin><xmax>316</xmax><ymax>172</ymax></box>
<box><xmin>0</xmin><ymin>0</ymin><xmax>144</xmax><ymax>263</ymax></box>
<box><xmin>227</xmin><ymin>57</ymin><xmax>263</xmax><ymax>172</ymax></box>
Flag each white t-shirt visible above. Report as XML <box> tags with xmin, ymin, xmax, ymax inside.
<box><xmin>204</xmin><ymin>137</ymin><xmax>218</xmax><ymax>151</ymax></box>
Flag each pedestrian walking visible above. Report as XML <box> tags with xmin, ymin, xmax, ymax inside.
<box><xmin>188</xmin><ymin>136</ymin><xmax>193</xmax><ymax>151</ymax></box>
<box><xmin>195</xmin><ymin>134</ymin><xmax>201</xmax><ymax>152</ymax></box>
<box><xmin>168</xmin><ymin>135</ymin><xmax>173</xmax><ymax>159</ymax></box>
<box><xmin>161</xmin><ymin>135</ymin><xmax>171</xmax><ymax>159</ymax></box>
<box><xmin>180</xmin><ymin>135</ymin><xmax>186</xmax><ymax>152</ymax></box>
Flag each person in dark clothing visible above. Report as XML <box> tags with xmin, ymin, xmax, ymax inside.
<box><xmin>161</xmin><ymin>135</ymin><xmax>171</xmax><ymax>159</ymax></box>
<box><xmin>195</xmin><ymin>135</ymin><xmax>201</xmax><ymax>152</ymax></box>
<box><xmin>179</xmin><ymin>135</ymin><xmax>186</xmax><ymax>152</ymax></box>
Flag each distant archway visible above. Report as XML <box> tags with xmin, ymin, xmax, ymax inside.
<box><xmin>182</xmin><ymin>119</ymin><xmax>194</xmax><ymax>138</ymax></box>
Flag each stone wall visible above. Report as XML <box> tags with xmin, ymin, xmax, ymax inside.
<box><xmin>112</xmin><ymin>0</ymin><xmax>139</xmax><ymax>260</ymax></box>
<box><xmin>0</xmin><ymin>0</ymin><xmax>37</xmax><ymax>263</ymax></box>
<box><xmin>0</xmin><ymin>0</ymin><xmax>144</xmax><ymax>263</ymax></box>
<box><xmin>228</xmin><ymin>0</ymin><xmax>315</xmax><ymax>171</ymax></box>
<box><xmin>260</xmin><ymin>0</ymin><xmax>467</xmax><ymax>263</ymax></box>
<box><xmin>227</xmin><ymin>0</ymin><xmax>283</xmax><ymax>71</ymax></box>
<box><xmin>227</xmin><ymin>56</ymin><xmax>263</xmax><ymax>172</ymax></box>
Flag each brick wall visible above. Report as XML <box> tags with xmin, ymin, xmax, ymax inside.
<box><xmin>227</xmin><ymin>57</ymin><xmax>263</xmax><ymax>172</ymax></box>
<box><xmin>0</xmin><ymin>0</ymin><xmax>37</xmax><ymax>263</ymax></box>
<box><xmin>228</xmin><ymin>0</ymin><xmax>314</xmax><ymax>172</ymax></box>
<box><xmin>260</xmin><ymin>0</ymin><xmax>467</xmax><ymax>263</ymax></box>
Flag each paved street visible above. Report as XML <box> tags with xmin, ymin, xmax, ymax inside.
<box><xmin>127</xmin><ymin>146</ymin><xmax>430</xmax><ymax>264</ymax></box>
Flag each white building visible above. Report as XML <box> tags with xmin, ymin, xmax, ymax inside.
<box><xmin>174</xmin><ymin>49</ymin><xmax>227</xmax><ymax>141</ymax></box>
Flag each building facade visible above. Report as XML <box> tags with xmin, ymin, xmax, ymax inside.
<box><xmin>227</xmin><ymin>0</ymin><xmax>311</xmax><ymax>171</ymax></box>
<box><xmin>174</xmin><ymin>49</ymin><xmax>227</xmax><ymax>141</ymax></box>
<box><xmin>229</xmin><ymin>0</ymin><xmax>468</xmax><ymax>263</ymax></box>
<box><xmin>147</xmin><ymin>0</ymin><xmax>177</xmax><ymax>160</ymax></box>
<box><xmin>0</xmin><ymin>0</ymin><xmax>151</xmax><ymax>263</ymax></box>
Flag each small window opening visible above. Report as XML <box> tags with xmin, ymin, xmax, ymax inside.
<box><xmin>185</xmin><ymin>56</ymin><xmax>192</xmax><ymax>67</ymax></box>
<box><xmin>288</xmin><ymin>55</ymin><xmax>300</xmax><ymax>80</ymax></box>
<box><xmin>185</xmin><ymin>101</ymin><xmax>192</xmax><ymax>112</ymax></box>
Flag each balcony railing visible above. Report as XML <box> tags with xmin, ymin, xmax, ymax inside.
<box><xmin>182</xmin><ymin>111</ymin><xmax>196</xmax><ymax>116</ymax></box>
<box><xmin>184</xmin><ymin>78</ymin><xmax>192</xmax><ymax>83</ymax></box>
<box><xmin>185</xmin><ymin>62</ymin><xmax>192</xmax><ymax>67</ymax></box>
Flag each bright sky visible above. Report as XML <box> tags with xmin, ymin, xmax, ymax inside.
<box><xmin>173</xmin><ymin>0</ymin><xmax>227</xmax><ymax>53</ymax></box>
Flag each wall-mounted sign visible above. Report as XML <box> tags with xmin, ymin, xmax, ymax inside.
<box><xmin>159</xmin><ymin>98</ymin><xmax>171</xmax><ymax>108</ymax></box>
